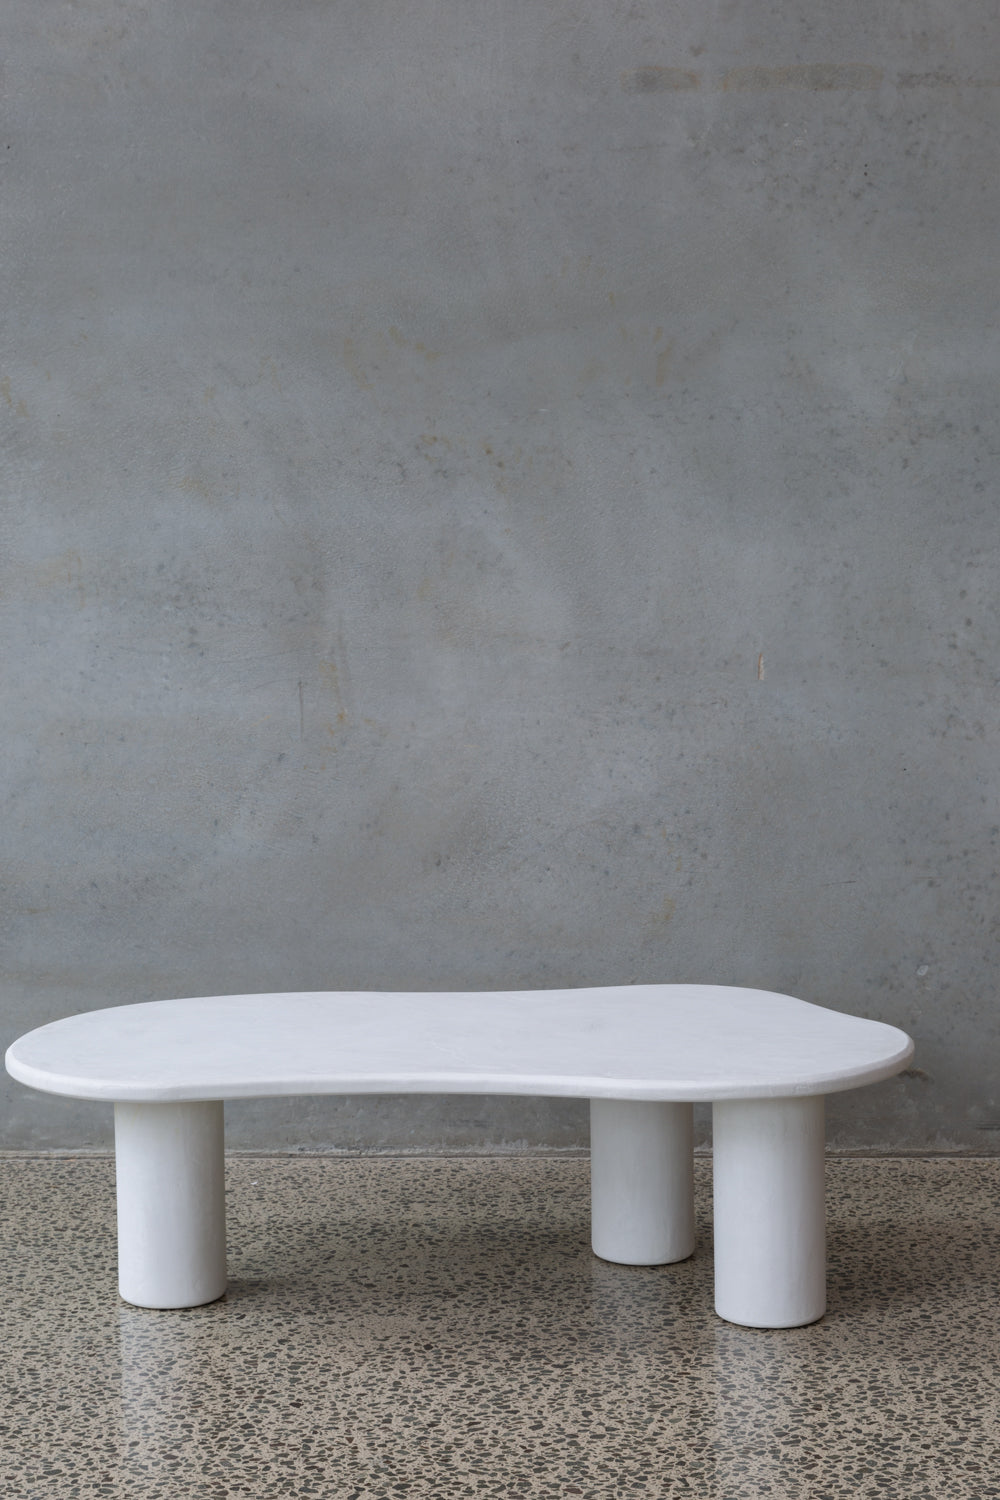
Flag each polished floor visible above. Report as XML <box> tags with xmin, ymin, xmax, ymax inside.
<box><xmin>1</xmin><ymin>1154</ymin><xmax>998</xmax><ymax>1499</ymax></box>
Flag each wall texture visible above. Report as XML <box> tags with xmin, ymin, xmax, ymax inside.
<box><xmin>3</xmin><ymin>0</ymin><xmax>998</xmax><ymax>1151</ymax></box>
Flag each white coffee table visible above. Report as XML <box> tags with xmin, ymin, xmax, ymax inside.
<box><xmin>6</xmin><ymin>985</ymin><xmax>913</xmax><ymax>1327</ymax></box>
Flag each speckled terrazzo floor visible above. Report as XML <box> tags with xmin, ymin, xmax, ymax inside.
<box><xmin>1</xmin><ymin>1156</ymin><xmax>998</xmax><ymax>1500</ymax></box>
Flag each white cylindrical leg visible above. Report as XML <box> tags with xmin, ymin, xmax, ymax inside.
<box><xmin>712</xmin><ymin>1095</ymin><xmax>825</xmax><ymax>1328</ymax></box>
<box><xmin>590</xmin><ymin>1099</ymin><xmax>695</xmax><ymax>1265</ymax></box>
<box><xmin>114</xmin><ymin>1100</ymin><xmax>227</xmax><ymax>1309</ymax></box>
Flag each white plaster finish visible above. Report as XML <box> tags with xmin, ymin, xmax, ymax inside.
<box><xmin>114</xmin><ymin>1100</ymin><xmax>227</xmax><ymax>1309</ymax></box>
<box><xmin>590</xmin><ymin>1099</ymin><xmax>695</xmax><ymax>1265</ymax></box>
<box><xmin>6</xmin><ymin>986</ymin><xmax>912</xmax><ymax>1103</ymax></box>
<box><xmin>6</xmin><ymin>986</ymin><xmax>912</xmax><ymax>1319</ymax></box>
<box><xmin>713</xmin><ymin>1095</ymin><xmax>827</xmax><ymax>1328</ymax></box>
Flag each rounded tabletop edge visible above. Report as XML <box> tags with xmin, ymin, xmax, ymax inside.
<box><xmin>5</xmin><ymin>1038</ymin><xmax>916</xmax><ymax>1104</ymax></box>
<box><xmin>5</xmin><ymin>988</ymin><xmax>916</xmax><ymax>1103</ymax></box>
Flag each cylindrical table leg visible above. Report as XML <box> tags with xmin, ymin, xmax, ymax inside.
<box><xmin>114</xmin><ymin>1100</ymin><xmax>227</xmax><ymax>1309</ymax></box>
<box><xmin>590</xmin><ymin>1099</ymin><xmax>695</xmax><ymax>1265</ymax></box>
<box><xmin>712</xmin><ymin>1095</ymin><xmax>825</xmax><ymax>1328</ymax></box>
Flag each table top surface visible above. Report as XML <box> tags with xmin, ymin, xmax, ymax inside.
<box><xmin>5</xmin><ymin>986</ymin><xmax>914</xmax><ymax>1103</ymax></box>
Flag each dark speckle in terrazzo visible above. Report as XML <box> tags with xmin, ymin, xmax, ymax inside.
<box><xmin>1</xmin><ymin>1155</ymin><xmax>998</xmax><ymax>1497</ymax></box>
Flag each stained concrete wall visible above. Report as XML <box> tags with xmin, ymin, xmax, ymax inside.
<box><xmin>2</xmin><ymin>0</ymin><xmax>998</xmax><ymax>1152</ymax></box>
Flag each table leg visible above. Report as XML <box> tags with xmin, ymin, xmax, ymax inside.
<box><xmin>712</xmin><ymin>1095</ymin><xmax>825</xmax><ymax>1328</ymax></box>
<box><xmin>114</xmin><ymin>1100</ymin><xmax>227</xmax><ymax>1308</ymax></box>
<box><xmin>590</xmin><ymin>1099</ymin><xmax>695</xmax><ymax>1264</ymax></box>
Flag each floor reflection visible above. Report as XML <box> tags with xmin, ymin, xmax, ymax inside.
<box><xmin>0</xmin><ymin>1155</ymin><xmax>997</xmax><ymax>1496</ymax></box>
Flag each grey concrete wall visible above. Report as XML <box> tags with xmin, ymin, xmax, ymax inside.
<box><xmin>2</xmin><ymin>0</ymin><xmax>998</xmax><ymax>1152</ymax></box>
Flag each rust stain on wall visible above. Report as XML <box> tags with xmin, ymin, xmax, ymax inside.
<box><xmin>722</xmin><ymin>63</ymin><xmax>882</xmax><ymax>91</ymax></box>
<box><xmin>389</xmin><ymin>326</ymin><xmax>442</xmax><ymax>362</ymax></box>
<box><xmin>35</xmin><ymin>550</ymin><xmax>84</xmax><ymax>599</ymax></box>
<box><xmin>898</xmin><ymin>72</ymin><xmax>1000</xmax><ymax>88</ymax></box>
<box><xmin>342</xmin><ymin>337</ymin><xmax>372</xmax><ymax>391</ymax></box>
<box><xmin>621</xmin><ymin>67</ymin><xmax>701</xmax><ymax>93</ymax></box>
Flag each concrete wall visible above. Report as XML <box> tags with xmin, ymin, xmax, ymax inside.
<box><xmin>3</xmin><ymin>0</ymin><xmax>998</xmax><ymax>1152</ymax></box>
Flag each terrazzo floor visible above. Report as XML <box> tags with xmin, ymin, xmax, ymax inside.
<box><xmin>0</xmin><ymin>1154</ymin><xmax>998</xmax><ymax>1499</ymax></box>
